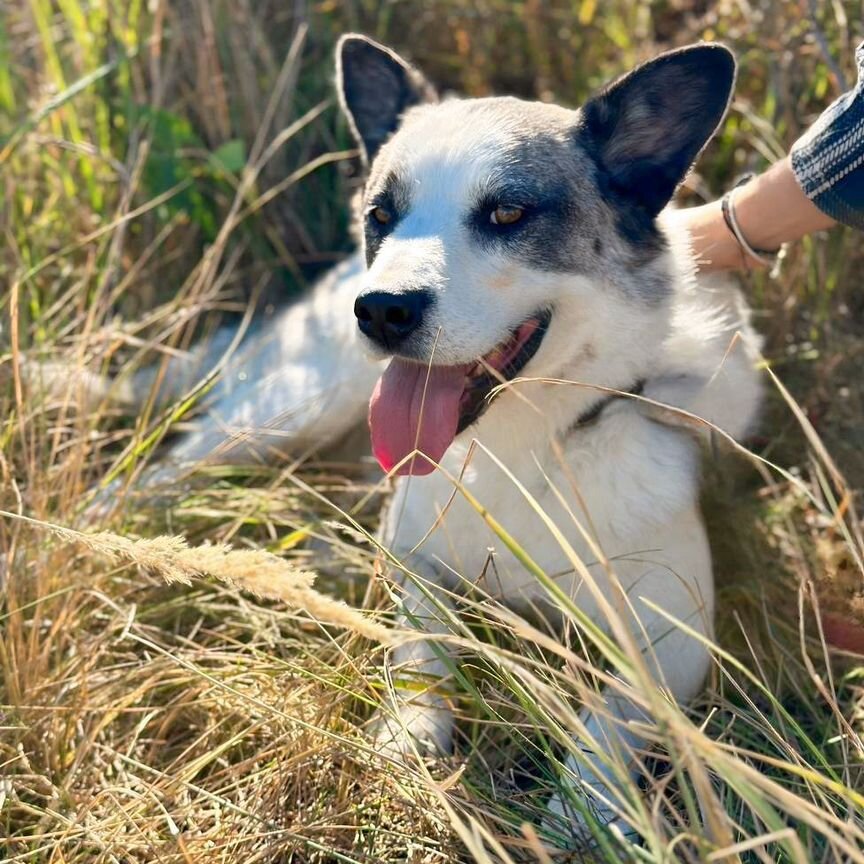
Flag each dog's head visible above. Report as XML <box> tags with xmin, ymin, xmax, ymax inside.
<box><xmin>336</xmin><ymin>36</ymin><xmax>735</xmax><ymax>475</ymax></box>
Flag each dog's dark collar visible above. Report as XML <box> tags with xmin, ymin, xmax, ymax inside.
<box><xmin>569</xmin><ymin>379</ymin><xmax>646</xmax><ymax>433</ymax></box>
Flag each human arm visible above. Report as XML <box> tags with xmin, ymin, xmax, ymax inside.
<box><xmin>681</xmin><ymin>41</ymin><xmax>864</xmax><ymax>273</ymax></box>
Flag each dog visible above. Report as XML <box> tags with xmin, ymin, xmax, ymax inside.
<box><xmin>91</xmin><ymin>36</ymin><xmax>762</xmax><ymax>842</ymax></box>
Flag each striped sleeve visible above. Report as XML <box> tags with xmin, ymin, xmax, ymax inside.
<box><xmin>790</xmin><ymin>41</ymin><xmax>864</xmax><ymax>230</ymax></box>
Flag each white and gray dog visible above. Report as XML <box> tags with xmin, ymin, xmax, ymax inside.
<box><xmin>94</xmin><ymin>36</ymin><xmax>763</xmax><ymax>841</ymax></box>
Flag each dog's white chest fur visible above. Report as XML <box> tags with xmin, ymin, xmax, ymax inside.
<box><xmin>383</xmin><ymin>405</ymin><xmax>703</xmax><ymax>612</ymax></box>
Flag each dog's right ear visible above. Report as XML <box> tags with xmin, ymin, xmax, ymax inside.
<box><xmin>579</xmin><ymin>44</ymin><xmax>736</xmax><ymax>219</ymax></box>
<box><xmin>336</xmin><ymin>34</ymin><xmax>436</xmax><ymax>167</ymax></box>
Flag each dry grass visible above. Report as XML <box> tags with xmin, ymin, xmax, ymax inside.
<box><xmin>2</xmin><ymin>1</ymin><xmax>864</xmax><ymax>861</ymax></box>
<box><xmin>0</xmin><ymin>510</ymin><xmax>394</xmax><ymax>644</ymax></box>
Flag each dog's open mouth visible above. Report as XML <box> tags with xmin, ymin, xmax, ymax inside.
<box><xmin>368</xmin><ymin>310</ymin><xmax>551</xmax><ymax>476</ymax></box>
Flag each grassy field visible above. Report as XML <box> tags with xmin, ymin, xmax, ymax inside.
<box><xmin>2</xmin><ymin>1</ymin><xmax>864</xmax><ymax>861</ymax></box>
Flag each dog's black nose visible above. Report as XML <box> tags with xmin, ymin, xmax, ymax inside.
<box><xmin>354</xmin><ymin>290</ymin><xmax>431</xmax><ymax>349</ymax></box>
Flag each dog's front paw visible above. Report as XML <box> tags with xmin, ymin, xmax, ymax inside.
<box><xmin>371</xmin><ymin>699</ymin><xmax>454</xmax><ymax>760</ymax></box>
<box><xmin>542</xmin><ymin>791</ymin><xmax>638</xmax><ymax>850</ymax></box>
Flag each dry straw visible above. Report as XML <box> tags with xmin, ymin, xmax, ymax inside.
<box><xmin>0</xmin><ymin>510</ymin><xmax>395</xmax><ymax>644</ymax></box>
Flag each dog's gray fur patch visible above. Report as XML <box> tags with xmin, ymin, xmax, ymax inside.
<box><xmin>362</xmin><ymin>97</ymin><xmax>671</xmax><ymax>301</ymax></box>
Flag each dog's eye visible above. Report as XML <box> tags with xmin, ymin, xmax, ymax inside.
<box><xmin>369</xmin><ymin>206</ymin><xmax>392</xmax><ymax>226</ymax></box>
<box><xmin>490</xmin><ymin>205</ymin><xmax>524</xmax><ymax>226</ymax></box>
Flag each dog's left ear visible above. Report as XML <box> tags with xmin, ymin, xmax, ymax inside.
<box><xmin>337</xmin><ymin>34</ymin><xmax>437</xmax><ymax>167</ymax></box>
<box><xmin>579</xmin><ymin>44</ymin><xmax>735</xmax><ymax>218</ymax></box>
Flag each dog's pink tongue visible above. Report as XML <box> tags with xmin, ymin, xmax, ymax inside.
<box><xmin>369</xmin><ymin>358</ymin><xmax>468</xmax><ymax>475</ymax></box>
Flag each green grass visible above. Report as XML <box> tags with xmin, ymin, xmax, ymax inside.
<box><xmin>2</xmin><ymin>1</ymin><xmax>864</xmax><ymax>862</ymax></box>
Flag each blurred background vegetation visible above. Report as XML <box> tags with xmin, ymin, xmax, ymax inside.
<box><xmin>2</xmin><ymin>1</ymin><xmax>864</xmax><ymax>861</ymax></box>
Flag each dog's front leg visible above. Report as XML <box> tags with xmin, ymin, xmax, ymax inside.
<box><xmin>373</xmin><ymin>566</ymin><xmax>457</xmax><ymax>759</ymax></box>
<box><xmin>545</xmin><ymin>628</ymin><xmax>712</xmax><ymax>843</ymax></box>
<box><xmin>545</xmin><ymin>550</ymin><xmax>714</xmax><ymax>844</ymax></box>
